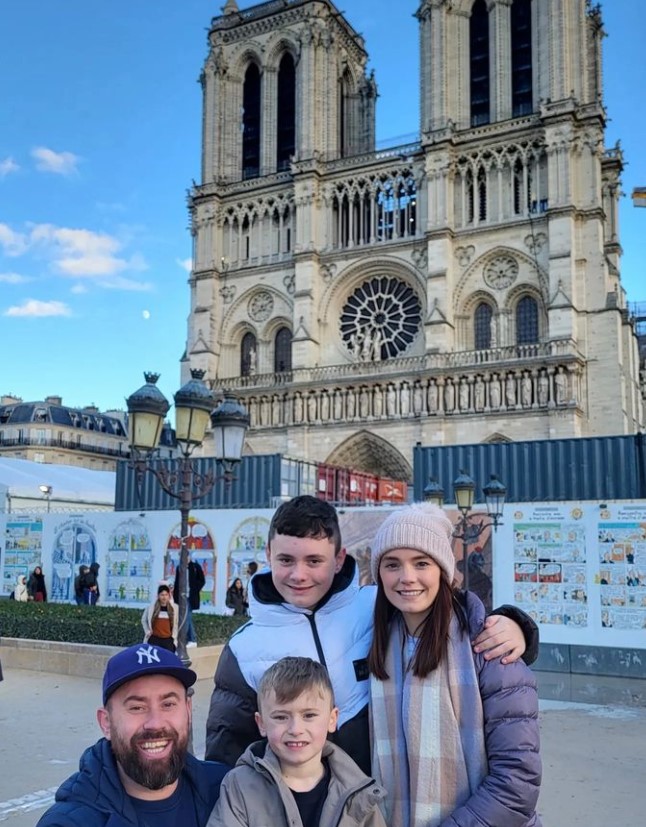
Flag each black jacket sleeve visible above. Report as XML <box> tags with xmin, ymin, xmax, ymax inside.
<box><xmin>204</xmin><ymin>643</ymin><xmax>261</xmax><ymax>765</ymax></box>
<box><xmin>490</xmin><ymin>604</ymin><xmax>539</xmax><ymax>665</ymax></box>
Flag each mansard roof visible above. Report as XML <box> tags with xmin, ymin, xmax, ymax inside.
<box><xmin>0</xmin><ymin>400</ymin><xmax>127</xmax><ymax>437</ymax></box>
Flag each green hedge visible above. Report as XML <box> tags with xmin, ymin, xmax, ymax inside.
<box><xmin>0</xmin><ymin>600</ymin><xmax>247</xmax><ymax>647</ymax></box>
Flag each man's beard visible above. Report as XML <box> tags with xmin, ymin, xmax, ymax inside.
<box><xmin>110</xmin><ymin>726</ymin><xmax>189</xmax><ymax>791</ymax></box>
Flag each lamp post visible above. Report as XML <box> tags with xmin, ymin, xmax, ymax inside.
<box><xmin>126</xmin><ymin>370</ymin><xmax>249</xmax><ymax>667</ymax></box>
<box><xmin>39</xmin><ymin>484</ymin><xmax>53</xmax><ymax>513</ymax></box>
<box><xmin>424</xmin><ymin>470</ymin><xmax>506</xmax><ymax>592</ymax></box>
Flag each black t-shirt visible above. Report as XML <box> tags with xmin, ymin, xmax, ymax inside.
<box><xmin>128</xmin><ymin>777</ymin><xmax>199</xmax><ymax>827</ymax></box>
<box><xmin>289</xmin><ymin>760</ymin><xmax>331</xmax><ymax>827</ymax></box>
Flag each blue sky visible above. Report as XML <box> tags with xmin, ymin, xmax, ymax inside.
<box><xmin>1</xmin><ymin>0</ymin><xmax>644</xmax><ymax>414</ymax></box>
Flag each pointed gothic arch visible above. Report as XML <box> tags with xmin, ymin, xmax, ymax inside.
<box><xmin>326</xmin><ymin>430</ymin><xmax>412</xmax><ymax>480</ymax></box>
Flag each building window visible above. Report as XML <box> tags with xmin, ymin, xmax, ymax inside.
<box><xmin>340</xmin><ymin>277</ymin><xmax>422</xmax><ymax>361</ymax></box>
<box><xmin>274</xmin><ymin>327</ymin><xmax>292</xmax><ymax>373</ymax></box>
<box><xmin>339</xmin><ymin>69</ymin><xmax>352</xmax><ymax>158</ymax></box>
<box><xmin>242</xmin><ymin>63</ymin><xmax>261</xmax><ymax>179</ymax></box>
<box><xmin>241</xmin><ymin>332</ymin><xmax>257</xmax><ymax>376</ymax></box>
<box><xmin>276</xmin><ymin>54</ymin><xmax>296</xmax><ymax>172</ymax></box>
<box><xmin>470</xmin><ymin>0</ymin><xmax>490</xmax><ymax>126</ymax></box>
<box><xmin>516</xmin><ymin>296</ymin><xmax>539</xmax><ymax>344</ymax></box>
<box><xmin>511</xmin><ymin>0</ymin><xmax>533</xmax><ymax>117</ymax></box>
<box><xmin>474</xmin><ymin>302</ymin><xmax>493</xmax><ymax>350</ymax></box>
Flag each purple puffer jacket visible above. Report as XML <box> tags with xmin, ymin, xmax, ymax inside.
<box><xmin>441</xmin><ymin>592</ymin><xmax>543</xmax><ymax>827</ymax></box>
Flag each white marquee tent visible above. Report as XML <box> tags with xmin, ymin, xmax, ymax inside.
<box><xmin>0</xmin><ymin>457</ymin><xmax>115</xmax><ymax>512</ymax></box>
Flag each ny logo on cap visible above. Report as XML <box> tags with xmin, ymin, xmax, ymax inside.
<box><xmin>136</xmin><ymin>644</ymin><xmax>161</xmax><ymax>665</ymax></box>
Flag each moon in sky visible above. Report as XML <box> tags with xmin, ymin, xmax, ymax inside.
<box><xmin>142</xmin><ymin>310</ymin><xmax>151</xmax><ymax>320</ymax></box>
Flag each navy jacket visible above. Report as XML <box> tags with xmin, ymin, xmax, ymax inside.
<box><xmin>37</xmin><ymin>738</ymin><xmax>228</xmax><ymax>827</ymax></box>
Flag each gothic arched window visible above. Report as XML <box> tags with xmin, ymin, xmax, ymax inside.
<box><xmin>276</xmin><ymin>54</ymin><xmax>296</xmax><ymax>171</ymax></box>
<box><xmin>516</xmin><ymin>296</ymin><xmax>539</xmax><ymax>345</ymax></box>
<box><xmin>242</xmin><ymin>63</ymin><xmax>261</xmax><ymax>179</ymax></box>
<box><xmin>511</xmin><ymin>0</ymin><xmax>533</xmax><ymax>117</ymax></box>
<box><xmin>474</xmin><ymin>302</ymin><xmax>493</xmax><ymax>350</ymax></box>
<box><xmin>274</xmin><ymin>327</ymin><xmax>292</xmax><ymax>373</ymax></box>
<box><xmin>470</xmin><ymin>0</ymin><xmax>490</xmax><ymax>126</ymax></box>
<box><xmin>339</xmin><ymin>69</ymin><xmax>352</xmax><ymax>158</ymax></box>
<box><xmin>241</xmin><ymin>332</ymin><xmax>257</xmax><ymax>376</ymax></box>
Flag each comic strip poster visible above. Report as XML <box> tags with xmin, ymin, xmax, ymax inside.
<box><xmin>2</xmin><ymin>516</ymin><xmax>43</xmax><ymax>596</ymax></box>
<box><xmin>511</xmin><ymin>504</ymin><xmax>588</xmax><ymax>627</ymax></box>
<box><xmin>597</xmin><ymin>504</ymin><xmax>646</xmax><ymax>631</ymax></box>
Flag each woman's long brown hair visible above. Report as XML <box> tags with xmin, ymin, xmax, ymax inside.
<box><xmin>368</xmin><ymin>573</ymin><xmax>467</xmax><ymax>680</ymax></box>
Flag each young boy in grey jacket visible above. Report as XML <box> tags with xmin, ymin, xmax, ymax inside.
<box><xmin>207</xmin><ymin>657</ymin><xmax>386</xmax><ymax>827</ymax></box>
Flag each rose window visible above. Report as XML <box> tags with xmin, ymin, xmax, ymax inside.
<box><xmin>340</xmin><ymin>277</ymin><xmax>422</xmax><ymax>360</ymax></box>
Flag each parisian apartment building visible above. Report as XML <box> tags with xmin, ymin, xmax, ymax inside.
<box><xmin>177</xmin><ymin>0</ymin><xmax>644</xmax><ymax>481</ymax></box>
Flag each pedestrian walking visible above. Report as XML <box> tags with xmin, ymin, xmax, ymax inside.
<box><xmin>142</xmin><ymin>583</ymin><xmax>178</xmax><ymax>652</ymax></box>
<box><xmin>225</xmin><ymin>578</ymin><xmax>246</xmax><ymax>616</ymax></box>
<box><xmin>173</xmin><ymin>553</ymin><xmax>205</xmax><ymax>647</ymax></box>
<box><xmin>14</xmin><ymin>574</ymin><xmax>29</xmax><ymax>602</ymax></box>
<box><xmin>74</xmin><ymin>564</ymin><xmax>89</xmax><ymax>605</ymax></box>
<box><xmin>81</xmin><ymin>562</ymin><xmax>100</xmax><ymax>606</ymax></box>
<box><xmin>28</xmin><ymin>566</ymin><xmax>47</xmax><ymax>602</ymax></box>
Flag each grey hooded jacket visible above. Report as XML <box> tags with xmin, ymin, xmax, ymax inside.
<box><xmin>207</xmin><ymin>740</ymin><xmax>386</xmax><ymax>827</ymax></box>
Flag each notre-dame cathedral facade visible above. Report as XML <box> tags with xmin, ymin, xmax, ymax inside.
<box><xmin>182</xmin><ymin>0</ymin><xmax>644</xmax><ymax>481</ymax></box>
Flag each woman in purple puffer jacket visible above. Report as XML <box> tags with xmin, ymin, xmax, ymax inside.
<box><xmin>368</xmin><ymin>503</ymin><xmax>542</xmax><ymax>827</ymax></box>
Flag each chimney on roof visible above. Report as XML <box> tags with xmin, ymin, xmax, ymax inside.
<box><xmin>1</xmin><ymin>395</ymin><xmax>22</xmax><ymax>405</ymax></box>
<box><xmin>45</xmin><ymin>395</ymin><xmax>63</xmax><ymax>406</ymax></box>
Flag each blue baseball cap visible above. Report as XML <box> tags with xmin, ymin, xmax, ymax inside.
<box><xmin>102</xmin><ymin>644</ymin><xmax>197</xmax><ymax>705</ymax></box>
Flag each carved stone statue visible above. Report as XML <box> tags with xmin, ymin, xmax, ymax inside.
<box><xmin>386</xmin><ymin>384</ymin><xmax>397</xmax><ymax>417</ymax></box>
<box><xmin>413</xmin><ymin>382</ymin><xmax>424</xmax><ymax>415</ymax></box>
<box><xmin>555</xmin><ymin>367</ymin><xmax>567</xmax><ymax>405</ymax></box>
<box><xmin>489</xmin><ymin>374</ymin><xmax>501</xmax><ymax>409</ymax></box>
<box><xmin>294</xmin><ymin>393</ymin><xmax>304</xmax><ymax>423</ymax></box>
<box><xmin>427</xmin><ymin>380</ymin><xmax>438</xmax><ymax>413</ymax></box>
<box><xmin>333</xmin><ymin>389</ymin><xmax>343</xmax><ymax>420</ymax></box>
<box><xmin>459</xmin><ymin>379</ymin><xmax>469</xmax><ymax>411</ymax></box>
<box><xmin>347</xmin><ymin>388</ymin><xmax>356</xmax><ymax>419</ymax></box>
<box><xmin>272</xmin><ymin>395</ymin><xmax>282</xmax><ymax>425</ymax></box>
<box><xmin>538</xmin><ymin>371</ymin><xmax>549</xmax><ymax>406</ymax></box>
<box><xmin>260</xmin><ymin>396</ymin><xmax>270</xmax><ymax>425</ymax></box>
<box><xmin>474</xmin><ymin>377</ymin><xmax>485</xmax><ymax>411</ymax></box>
<box><xmin>248</xmin><ymin>346</ymin><xmax>257</xmax><ymax>375</ymax></box>
<box><xmin>373</xmin><ymin>385</ymin><xmax>383</xmax><ymax>417</ymax></box>
<box><xmin>505</xmin><ymin>374</ymin><xmax>516</xmax><ymax>407</ymax></box>
<box><xmin>521</xmin><ymin>372</ymin><xmax>532</xmax><ymax>408</ymax></box>
<box><xmin>361</xmin><ymin>330</ymin><xmax>373</xmax><ymax>362</ymax></box>
<box><xmin>320</xmin><ymin>391</ymin><xmax>330</xmax><ymax>421</ymax></box>
<box><xmin>307</xmin><ymin>393</ymin><xmax>317</xmax><ymax>422</ymax></box>
<box><xmin>400</xmin><ymin>383</ymin><xmax>411</xmax><ymax>416</ymax></box>
<box><xmin>444</xmin><ymin>378</ymin><xmax>455</xmax><ymax>412</ymax></box>
<box><xmin>359</xmin><ymin>386</ymin><xmax>370</xmax><ymax>418</ymax></box>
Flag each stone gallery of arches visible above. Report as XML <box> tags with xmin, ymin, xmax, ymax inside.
<box><xmin>182</xmin><ymin>0</ymin><xmax>643</xmax><ymax>482</ymax></box>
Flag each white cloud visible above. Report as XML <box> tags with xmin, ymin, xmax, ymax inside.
<box><xmin>177</xmin><ymin>257</ymin><xmax>192</xmax><ymax>273</ymax></box>
<box><xmin>30</xmin><ymin>224</ymin><xmax>148</xmax><ymax>279</ymax></box>
<box><xmin>4</xmin><ymin>299</ymin><xmax>72</xmax><ymax>318</ymax></box>
<box><xmin>70</xmin><ymin>283</ymin><xmax>88</xmax><ymax>294</ymax></box>
<box><xmin>31</xmin><ymin>146</ymin><xmax>80</xmax><ymax>176</ymax></box>
<box><xmin>0</xmin><ymin>223</ymin><xmax>28</xmax><ymax>256</ymax></box>
<box><xmin>0</xmin><ymin>272</ymin><xmax>31</xmax><ymax>284</ymax></box>
<box><xmin>0</xmin><ymin>157</ymin><xmax>19</xmax><ymax>177</ymax></box>
<box><xmin>96</xmin><ymin>275</ymin><xmax>154</xmax><ymax>292</ymax></box>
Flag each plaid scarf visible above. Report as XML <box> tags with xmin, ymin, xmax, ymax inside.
<box><xmin>370</xmin><ymin>613</ymin><xmax>487</xmax><ymax>827</ymax></box>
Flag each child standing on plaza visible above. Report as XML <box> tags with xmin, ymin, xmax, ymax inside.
<box><xmin>142</xmin><ymin>582</ymin><xmax>178</xmax><ymax>652</ymax></box>
<box><xmin>207</xmin><ymin>656</ymin><xmax>386</xmax><ymax>827</ymax></box>
<box><xmin>368</xmin><ymin>503</ymin><xmax>542</xmax><ymax>827</ymax></box>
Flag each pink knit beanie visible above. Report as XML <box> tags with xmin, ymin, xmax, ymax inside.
<box><xmin>370</xmin><ymin>502</ymin><xmax>455</xmax><ymax>583</ymax></box>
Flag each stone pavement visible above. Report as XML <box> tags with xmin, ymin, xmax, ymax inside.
<box><xmin>1</xmin><ymin>666</ymin><xmax>645</xmax><ymax>826</ymax></box>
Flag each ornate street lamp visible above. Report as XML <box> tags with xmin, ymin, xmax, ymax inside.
<box><xmin>422</xmin><ymin>477</ymin><xmax>445</xmax><ymax>508</ymax></box>
<box><xmin>126</xmin><ymin>369</ymin><xmax>249</xmax><ymax>667</ymax></box>
<box><xmin>424</xmin><ymin>469</ymin><xmax>506</xmax><ymax>592</ymax></box>
<box><xmin>39</xmin><ymin>484</ymin><xmax>53</xmax><ymax>513</ymax></box>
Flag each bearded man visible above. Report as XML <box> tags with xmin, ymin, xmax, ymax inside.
<box><xmin>37</xmin><ymin>644</ymin><xmax>228</xmax><ymax>827</ymax></box>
